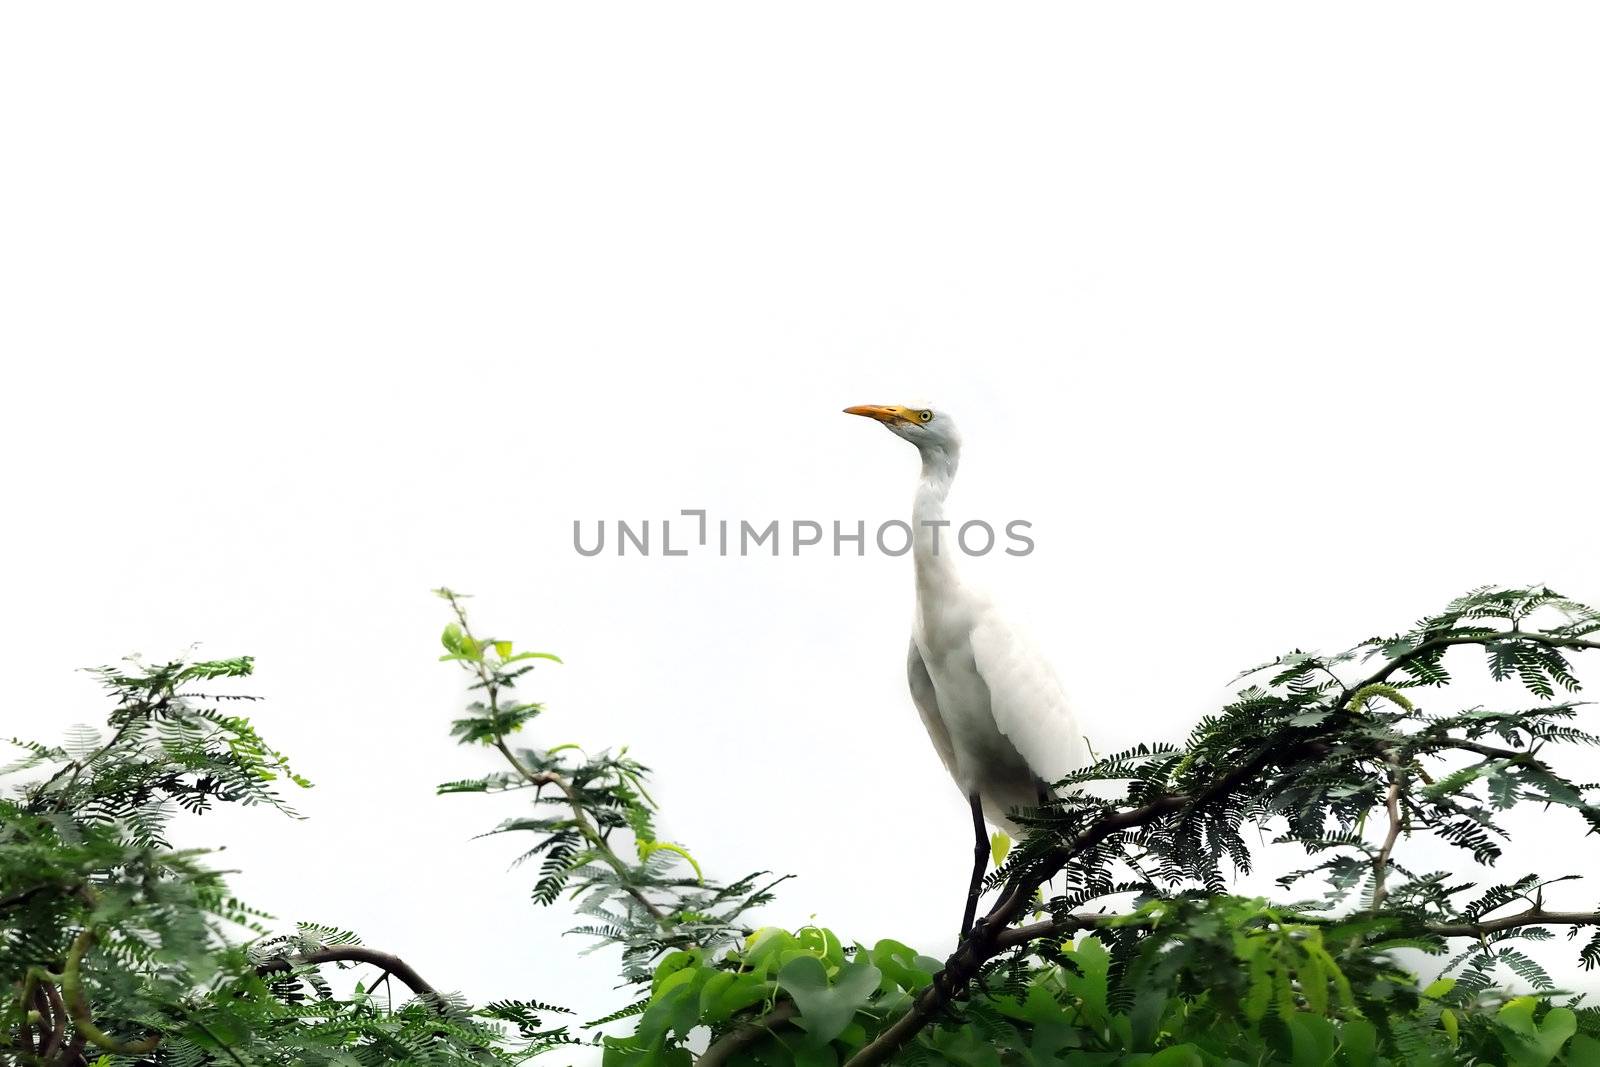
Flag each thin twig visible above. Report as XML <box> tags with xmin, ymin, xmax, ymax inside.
<box><xmin>1342</xmin><ymin>632</ymin><xmax>1600</xmax><ymax>701</ymax></box>
<box><xmin>442</xmin><ymin>591</ymin><xmax>673</xmax><ymax>930</ymax></box>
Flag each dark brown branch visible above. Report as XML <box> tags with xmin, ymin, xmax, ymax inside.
<box><xmin>1438</xmin><ymin>739</ymin><xmax>1536</xmax><ymax>762</ymax></box>
<box><xmin>841</xmin><ymin>787</ymin><xmax>1202</xmax><ymax>1067</ymax></box>
<box><xmin>256</xmin><ymin>947</ymin><xmax>442</xmax><ymax>1003</ymax></box>
<box><xmin>696</xmin><ymin>1000</ymin><xmax>800</xmax><ymax>1067</ymax></box>
<box><xmin>994</xmin><ymin>904</ymin><xmax>1600</xmax><ymax>950</ymax></box>
<box><xmin>1427</xmin><ymin>909</ymin><xmax>1600</xmax><ymax>939</ymax></box>
<box><xmin>995</xmin><ymin>912</ymin><xmax>1119</xmax><ymax>950</ymax></box>
<box><xmin>0</xmin><ymin>883</ymin><xmax>69</xmax><ymax>913</ymax></box>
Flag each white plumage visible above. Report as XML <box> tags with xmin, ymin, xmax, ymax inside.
<box><xmin>846</xmin><ymin>403</ymin><xmax>1086</xmax><ymax>933</ymax></box>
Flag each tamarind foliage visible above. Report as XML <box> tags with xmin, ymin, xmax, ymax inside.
<box><xmin>7</xmin><ymin>586</ymin><xmax>1600</xmax><ymax>1066</ymax></box>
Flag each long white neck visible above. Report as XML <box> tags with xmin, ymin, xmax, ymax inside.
<box><xmin>912</xmin><ymin>446</ymin><xmax>960</xmax><ymax>598</ymax></box>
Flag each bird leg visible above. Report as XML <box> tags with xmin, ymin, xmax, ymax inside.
<box><xmin>960</xmin><ymin>793</ymin><xmax>987</xmax><ymax>941</ymax></box>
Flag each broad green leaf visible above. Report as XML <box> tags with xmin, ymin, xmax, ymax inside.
<box><xmin>1288</xmin><ymin>1015</ymin><xmax>1338</xmax><ymax>1067</ymax></box>
<box><xmin>651</xmin><ymin>949</ymin><xmax>701</xmax><ymax>995</ymax></box>
<box><xmin>1062</xmin><ymin>936</ymin><xmax>1111</xmax><ymax>1027</ymax></box>
<box><xmin>1339</xmin><ymin>1019</ymin><xmax>1378</xmax><ymax>1067</ymax></box>
<box><xmin>794</xmin><ymin>1044</ymin><xmax>839</xmax><ymax>1067</ymax></box>
<box><xmin>777</xmin><ymin>957</ymin><xmax>881</xmax><ymax>1044</ymax></box>
<box><xmin>441</xmin><ymin>622</ymin><xmax>466</xmax><ymax>654</ymax></box>
<box><xmin>741</xmin><ymin>928</ymin><xmax>797</xmax><ymax>977</ymax></box>
<box><xmin>1495</xmin><ymin>999</ymin><xmax>1576</xmax><ymax>1067</ymax></box>
<box><xmin>1567</xmin><ymin>1033</ymin><xmax>1600</xmax><ymax>1067</ymax></box>
<box><xmin>869</xmin><ymin>939</ymin><xmax>935</xmax><ymax>993</ymax></box>
<box><xmin>1144</xmin><ymin>1045</ymin><xmax>1204</xmax><ymax>1067</ymax></box>
<box><xmin>699</xmin><ymin>972</ymin><xmax>770</xmax><ymax>1024</ymax></box>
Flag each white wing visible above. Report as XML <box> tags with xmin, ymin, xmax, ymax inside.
<box><xmin>967</xmin><ymin>606</ymin><xmax>1086</xmax><ymax>788</ymax></box>
<box><xmin>906</xmin><ymin>638</ymin><xmax>960</xmax><ymax>783</ymax></box>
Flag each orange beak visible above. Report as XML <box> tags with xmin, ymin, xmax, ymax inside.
<box><xmin>844</xmin><ymin>404</ymin><xmax>914</xmax><ymax>424</ymax></box>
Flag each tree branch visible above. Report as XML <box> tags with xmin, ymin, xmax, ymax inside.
<box><xmin>696</xmin><ymin>1001</ymin><xmax>800</xmax><ymax>1067</ymax></box>
<box><xmin>841</xmin><ymin>789</ymin><xmax>1200</xmax><ymax>1067</ymax></box>
<box><xmin>441</xmin><ymin>590</ymin><xmax>675</xmax><ymax>933</ymax></box>
<box><xmin>59</xmin><ymin>928</ymin><xmax>161</xmax><ymax>1056</ymax></box>
<box><xmin>256</xmin><ymin>947</ymin><xmax>443</xmax><ymax>1003</ymax></box>
<box><xmin>1426</xmin><ymin>909</ymin><xmax>1600</xmax><ymax>938</ymax></box>
<box><xmin>996</xmin><ymin>905</ymin><xmax>1600</xmax><ymax>953</ymax></box>
<box><xmin>1344</xmin><ymin>632</ymin><xmax>1600</xmax><ymax>700</ymax></box>
<box><xmin>995</xmin><ymin>912</ymin><xmax>1120</xmax><ymax>950</ymax></box>
<box><xmin>495</xmin><ymin>741</ymin><xmax>672</xmax><ymax>926</ymax></box>
<box><xmin>1370</xmin><ymin>766</ymin><xmax>1405</xmax><ymax>910</ymax></box>
<box><xmin>1434</xmin><ymin>738</ymin><xmax>1537</xmax><ymax>762</ymax></box>
<box><xmin>38</xmin><ymin>979</ymin><xmax>66</xmax><ymax>1062</ymax></box>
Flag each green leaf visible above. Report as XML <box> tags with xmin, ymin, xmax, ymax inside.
<box><xmin>741</xmin><ymin>929</ymin><xmax>797</xmax><ymax>978</ymax></box>
<box><xmin>990</xmin><ymin>832</ymin><xmax>1012</xmax><ymax>867</ymax></box>
<box><xmin>1339</xmin><ymin>1019</ymin><xmax>1378</xmax><ymax>1066</ymax></box>
<box><xmin>441</xmin><ymin>622</ymin><xmax>466</xmax><ymax>655</ymax></box>
<box><xmin>1567</xmin><ymin>1033</ymin><xmax>1600</xmax><ymax>1067</ymax></box>
<box><xmin>699</xmin><ymin>972</ymin><xmax>770</xmax><ymax>1024</ymax></box>
<box><xmin>868</xmin><ymin>939</ymin><xmax>935</xmax><ymax>993</ymax></box>
<box><xmin>1288</xmin><ymin>1015</ymin><xmax>1338</xmax><ymax>1067</ymax></box>
<box><xmin>651</xmin><ymin>950</ymin><xmax>701</xmax><ymax>996</ymax></box>
<box><xmin>1144</xmin><ymin>1045</ymin><xmax>1204</xmax><ymax>1067</ymax></box>
<box><xmin>639</xmin><ymin>841</ymin><xmax>703</xmax><ymax>882</ymax></box>
<box><xmin>1495</xmin><ymin>998</ymin><xmax>1576</xmax><ymax>1067</ymax></box>
<box><xmin>1061</xmin><ymin>936</ymin><xmax>1111</xmax><ymax>1028</ymax></box>
<box><xmin>794</xmin><ymin>1045</ymin><xmax>839</xmax><ymax>1067</ymax></box>
<box><xmin>777</xmin><ymin>957</ymin><xmax>881</xmax><ymax>1044</ymax></box>
<box><xmin>503</xmin><ymin>650</ymin><xmax>564</xmax><ymax>665</ymax></box>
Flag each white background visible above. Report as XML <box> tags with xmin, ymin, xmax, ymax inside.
<box><xmin>4</xmin><ymin>0</ymin><xmax>1600</xmax><ymax>1042</ymax></box>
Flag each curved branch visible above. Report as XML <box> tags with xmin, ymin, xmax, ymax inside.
<box><xmin>256</xmin><ymin>947</ymin><xmax>442</xmax><ymax>1002</ymax></box>
<box><xmin>59</xmin><ymin>928</ymin><xmax>162</xmax><ymax>1056</ymax></box>
<box><xmin>38</xmin><ymin>979</ymin><xmax>65</xmax><ymax>1062</ymax></box>
<box><xmin>1343</xmin><ymin>632</ymin><xmax>1600</xmax><ymax>700</ymax></box>
<box><xmin>696</xmin><ymin>1000</ymin><xmax>799</xmax><ymax>1067</ymax></box>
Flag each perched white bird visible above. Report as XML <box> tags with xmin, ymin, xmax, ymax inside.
<box><xmin>845</xmin><ymin>403</ymin><xmax>1087</xmax><ymax>935</ymax></box>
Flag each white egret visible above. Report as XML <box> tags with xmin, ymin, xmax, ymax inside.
<box><xmin>845</xmin><ymin>403</ymin><xmax>1087</xmax><ymax>938</ymax></box>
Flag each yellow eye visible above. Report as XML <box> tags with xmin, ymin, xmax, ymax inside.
<box><xmin>919</xmin><ymin>410</ymin><xmax>933</xmax><ymax>423</ymax></box>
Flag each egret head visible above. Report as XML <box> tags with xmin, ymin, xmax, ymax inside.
<box><xmin>843</xmin><ymin>404</ymin><xmax>961</xmax><ymax>457</ymax></box>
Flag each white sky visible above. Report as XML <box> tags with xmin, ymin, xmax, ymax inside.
<box><xmin>5</xmin><ymin>0</ymin><xmax>1600</xmax><ymax>1041</ymax></box>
